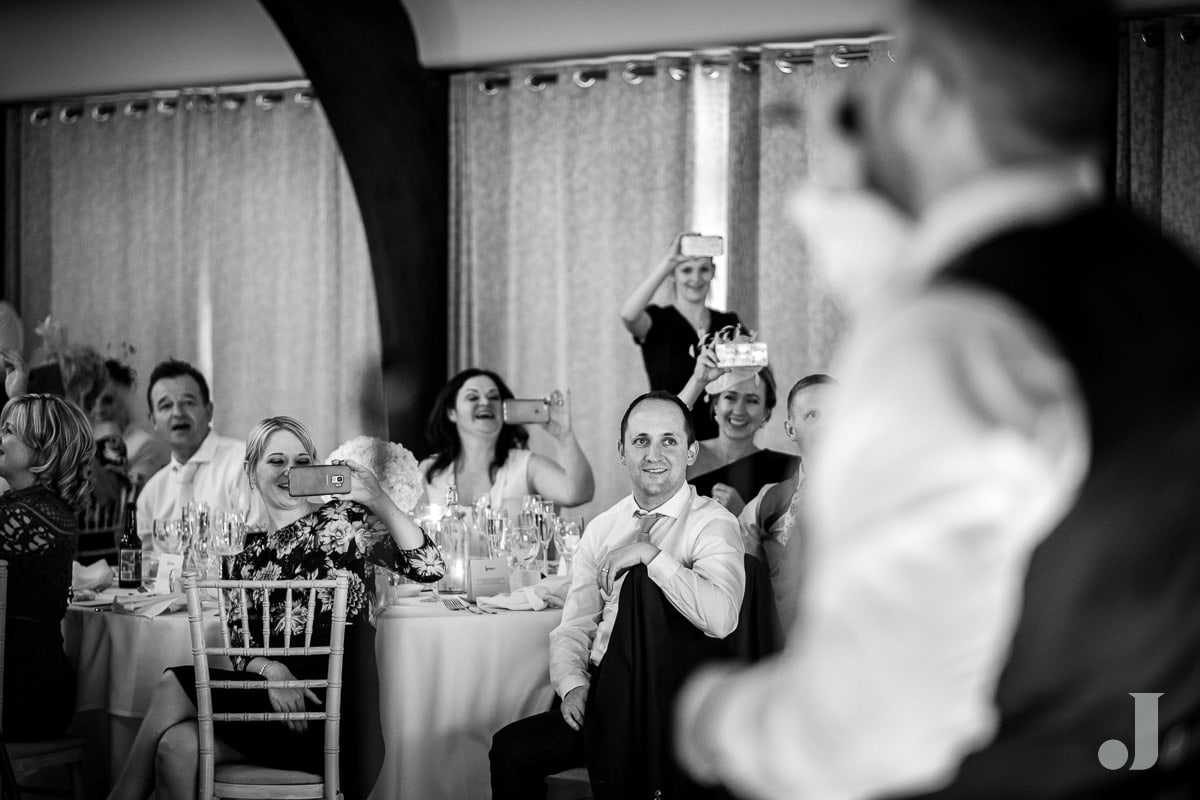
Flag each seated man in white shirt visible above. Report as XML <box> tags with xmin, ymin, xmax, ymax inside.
<box><xmin>136</xmin><ymin>359</ymin><xmax>261</xmax><ymax>537</ymax></box>
<box><xmin>489</xmin><ymin>390</ymin><xmax>745</xmax><ymax>800</ymax></box>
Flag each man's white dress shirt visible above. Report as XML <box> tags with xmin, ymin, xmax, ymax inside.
<box><xmin>677</xmin><ymin>159</ymin><xmax>1100</xmax><ymax>800</ymax></box>
<box><xmin>136</xmin><ymin>430</ymin><xmax>263</xmax><ymax>536</ymax></box>
<box><xmin>550</xmin><ymin>482</ymin><xmax>745</xmax><ymax>699</ymax></box>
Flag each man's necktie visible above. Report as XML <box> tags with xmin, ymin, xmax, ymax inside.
<box><xmin>175</xmin><ymin>462</ymin><xmax>199</xmax><ymax>508</ymax></box>
<box><xmin>633</xmin><ymin>510</ymin><xmax>663</xmax><ymax>543</ymax></box>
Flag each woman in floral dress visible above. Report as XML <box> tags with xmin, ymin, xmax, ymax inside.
<box><xmin>108</xmin><ymin>416</ymin><xmax>444</xmax><ymax>800</ymax></box>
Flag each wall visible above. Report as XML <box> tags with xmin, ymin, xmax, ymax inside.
<box><xmin>3</xmin><ymin>0</ymin><xmax>1196</xmax><ymax>101</ymax></box>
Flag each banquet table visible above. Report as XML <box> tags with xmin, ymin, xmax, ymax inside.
<box><xmin>63</xmin><ymin>592</ymin><xmax>562</xmax><ymax>800</ymax></box>
<box><xmin>370</xmin><ymin>598</ymin><xmax>563</xmax><ymax>800</ymax></box>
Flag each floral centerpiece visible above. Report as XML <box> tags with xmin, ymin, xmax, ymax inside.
<box><xmin>327</xmin><ymin>435</ymin><xmax>423</xmax><ymax>513</ymax></box>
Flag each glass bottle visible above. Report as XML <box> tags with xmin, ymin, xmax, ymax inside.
<box><xmin>117</xmin><ymin>501</ymin><xmax>142</xmax><ymax>589</ymax></box>
<box><xmin>440</xmin><ymin>486</ymin><xmax>470</xmax><ymax>593</ymax></box>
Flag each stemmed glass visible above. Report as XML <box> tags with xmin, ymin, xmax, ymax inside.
<box><xmin>484</xmin><ymin>510</ymin><xmax>510</xmax><ymax>559</ymax></box>
<box><xmin>535</xmin><ymin>501</ymin><xmax>558</xmax><ymax>575</ymax></box>
<box><xmin>210</xmin><ymin>510</ymin><xmax>247</xmax><ymax>580</ymax></box>
<box><xmin>557</xmin><ymin>518</ymin><xmax>583</xmax><ymax>576</ymax></box>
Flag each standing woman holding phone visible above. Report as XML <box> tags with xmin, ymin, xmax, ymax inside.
<box><xmin>620</xmin><ymin>232</ymin><xmax>745</xmax><ymax>442</ymax></box>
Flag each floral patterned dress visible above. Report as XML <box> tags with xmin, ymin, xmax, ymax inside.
<box><xmin>170</xmin><ymin>500</ymin><xmax>443</xmax><ymax>800</ymax></box>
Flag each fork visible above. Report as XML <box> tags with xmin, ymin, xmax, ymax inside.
<box><xmin>442</xmin><ymin>596</ymin><xmax>470</xmax><ymax>612</ymax></box>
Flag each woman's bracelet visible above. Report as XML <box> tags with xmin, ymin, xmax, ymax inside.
<box><xmin>256</xmin><ymin>659</ymin><xmax>274</xmax><ymax>677</ymax></box>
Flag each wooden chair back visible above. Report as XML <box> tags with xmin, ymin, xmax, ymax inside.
<box><xmin>75</xmin><ymin>484</ymin><xmax>131</xmax><ymax>564</ymax></box>
<box><xmin>184</xmin><ymin>570</ymin><xmax>349</xmax><ymax>800</ymax></box>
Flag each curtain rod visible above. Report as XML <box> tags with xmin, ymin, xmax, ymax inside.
<box><xmin>475</xmin><ymin>35</ymin><xmax>891</xmax><ymax>95</ymax></box>
<box><xmin>21</xmin><ymin>79</ymin><xmax>313</xmax><ymax>109</ymax></box>
<box><xmin>25</xmin><ymin>80</ymin><xmax>316</xmax><ymax>126</ymax></box>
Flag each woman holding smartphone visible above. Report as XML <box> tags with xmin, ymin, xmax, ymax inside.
<box><xmin>108</xmin><ymin>416</ymin><xmax>444</xmax><ymax>800</ymax></box>
<box><xmin>420</xmin><ymin>368</ymin><xmax>594</xmax><ymax>516</ymax></box>
<box><xmin>620</xmin><ymin>232</ymin><xmax>745</xmax><ymax>442</ymax></box>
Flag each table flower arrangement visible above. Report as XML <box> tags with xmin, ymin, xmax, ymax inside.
<box><xmin>327</xmin><ymin>435</ymin><xmax>423</xmax><ymax>513</ymax></box>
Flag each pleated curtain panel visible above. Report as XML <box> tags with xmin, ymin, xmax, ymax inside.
<box><xmin>7</xmin><ymin>90</ymin><xmax>385</xmax><ymax>456</ymax></box>
<box><xmin>1116</xmin><ymin>17</ymin><xmax>1200</xmax><ymax>260</ymax></box>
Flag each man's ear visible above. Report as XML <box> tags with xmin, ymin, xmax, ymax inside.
<box><xmin>783</xmin><ymin>419</ymin><xmax>797</xmax><ymax>441</ymax></box>
<box><xmin>686</xmin><ymin>441</ymin><xmax>698</xmax><ymax>465</ymax></box>
<box><xmin>616</xmin><ymin>439</ymin><xmax>626</xmax><ymax>463</ymax></box>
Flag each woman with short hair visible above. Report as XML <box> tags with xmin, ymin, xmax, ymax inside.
<box><xmin>0</xmin><ymin>393</ymin><xmax>95</xmax><ymax>740</ymax></box>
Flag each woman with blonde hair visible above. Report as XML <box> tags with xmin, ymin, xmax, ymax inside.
<box><xmin>109</xmin><ymin>415</ymin><xmax>444</xmax><ymax>800</ymax></box>
<box><xmin>0</xmin><ymin>393</ymin><xmax>95</xmax><ymax>740</ymax></box>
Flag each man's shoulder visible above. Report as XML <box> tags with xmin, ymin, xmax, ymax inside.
<box><xmin>206</xmin><ymin>433</ymin><xmax>247</xmax><ymax>460</ymax></box>
<box><xmin>687</xmin><ymin>490</ymin><xmax>739</xmax><ymax>529</ymax></box>
<box><xmin>590</xmin><ymin>495</ymin><xmax>636</xmax><ymax>529</ymax></box>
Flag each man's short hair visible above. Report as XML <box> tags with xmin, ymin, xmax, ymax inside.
<box><xmin>147</xmin><ymin>358</ymin><xmax>211</xmax><ymax>409</ymax></box>
<box><xmin>619</xmin><ymin>390</ymin><xmax>696</xmax><ymax>445</ymax></box>
<box><xmin>908</xmin><ymin>0</ymin><xmax>1115</xmax><ymax>160</ymax></box>
<box><xmin>104</xmin><ymin>359</ymin><xmax>137</xmax><ymax>389</ymax></box>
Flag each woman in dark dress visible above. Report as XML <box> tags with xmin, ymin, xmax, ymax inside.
<box><xmin>108</xmin><ymin>416</ymin><xmax>444</xmax><ymax>800</ymax></box>
<box><xmin>679</xmin><ymin>352</ymin><xmax>797</xmax><ymax>516</ymax></box>
<box><xmin>0</xmin><ymin>393</ymin><xmax>95</xmax><ymax>741</ymax></box>
<box><xmin>620</xmin><ymin>232</ymin><xmax>744</xmax><ymax>442</ymax></box>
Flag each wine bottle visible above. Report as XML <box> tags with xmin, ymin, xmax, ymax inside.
<box><xmin>117</xmin><ymin>501</ymin><xmax>142</xmax><ymax>589</ymax></box>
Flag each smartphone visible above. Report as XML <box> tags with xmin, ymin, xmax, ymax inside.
<box><xmin>679</xmin><ymin>234</ymin><xmax>724</xmax><ymax>257</ymax></box>
<box><xmin>715</xmin><ymin>341</ymin><xmax>769</xmax><ymax>369</ymax></box>
<box><xmin>502</xmin><ymin>398</ymin><xmax>550</xmax><ymax>425</ymax></box>
<box><xmin>288</xmin><ymin>464</ymin><xmax>352</xmax><ymax>496</ymax></box>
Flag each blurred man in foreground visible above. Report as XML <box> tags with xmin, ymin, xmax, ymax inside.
<box><xmin>677</xmin><ymin>1</ymin><xmax>1200</xmax><ymax>798</ymax></box>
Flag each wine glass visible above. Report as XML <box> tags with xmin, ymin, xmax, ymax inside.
<box><xmin>535</xmin><ymin>504</ymin><xmax>558</xmax><ymax>575</ymax></box>
<box><xmin>484</xmin><ymin>511</ymin><xmax>509</xmax><ymax>559</ymax></box>
<box><xmin>558</xmin><ymin>518</ymin><xmax>583</xmax><ymax>576</ymax></box>
<box><xmin>210</xmin><ymin>510</ymin><xmax>247</xmax><ymax>580</ymax></box>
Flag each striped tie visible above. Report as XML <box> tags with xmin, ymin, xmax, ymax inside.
<box><xmin>634</xmin><ymin>510</ymin><xmax>662</xmax><ymax>543</ymax></box>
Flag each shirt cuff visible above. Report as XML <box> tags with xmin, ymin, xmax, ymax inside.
<box><xmin>556</xmin><ymin>672</ymin><xmax>591</xmax><ymax>700</ymax></box>
<box><xmin>646</xmin><ymin>548</ymin><xmax>681</xmax><ymax>584</ymax></box>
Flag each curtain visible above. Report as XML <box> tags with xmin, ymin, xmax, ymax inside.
<box><xmin>450</xmin><ymin>60</ymin><xmax>693</xmax><ymax>519</ymax></box>
<box><xmin>727</xmin><ymin>41</ymin><xmax>893</xmax><ymax>452</ymax></box>
<box><xmin>1116</xmin><ymin>18</ymin><xmax>1200</xmax><ymax>259</ymax></box>
<box><xmin>8</xmin><ymin>91</ymin><xmax>383</xmax><ymax>456</ymax></box>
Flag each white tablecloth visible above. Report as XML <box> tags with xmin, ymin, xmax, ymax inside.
<box><xmin>370</xmin><ymin>600</ymin><xmax>563</xmax><ymax>800</ymax></box>
<box><xmin>63</xmin><ymin>596</ymin><xmax>561</xmax><ymax>800</ymax></box>
<box><xmin>62</xmin><ymin>602</ymin><xmax>226</xmax><ymax>798</ymax></box>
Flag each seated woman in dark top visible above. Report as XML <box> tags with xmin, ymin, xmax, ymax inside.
<box><xmin>679</xmin><ymin>349</ymin><xmax>796</xmax><ymax>516</ymax></box>
<box><xmin>107</xmin><ymin>415</ymin><xmax>445</xmax><ymax>800</ymax></box>
<box><xmin>0</xmin><ymin>393</ymin><xmax>96</xmax><ymax>741</ymax></box>
<box><xmin>620</xmin><ymin>232</ymin><xmax>744</xmax><ymax>442</ymax></box>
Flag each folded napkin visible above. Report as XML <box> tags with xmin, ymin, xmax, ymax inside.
<box><xmin>477</xmin><ymin>575</ymin><xmax>571</xmax><ymax>612</ymax></box>
<box><xmin>113</xmin><ymin>592</ymin><xmax>188</xmax><ymax>617</ymax></box>
<box><xmin>72</xmin><ymin>559</ymin><xmax>114</xmax><ymax>593</ymax></box>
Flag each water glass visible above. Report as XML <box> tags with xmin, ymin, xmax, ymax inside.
<box><xmin>509</xmin><ymin>520</ymin><xmax>540</xmax><ymax>570</ymax></box>
<box><xmin>153</xmin><ymin>518</ymin><xmax>185</xmax><ymax>555</ymax></box>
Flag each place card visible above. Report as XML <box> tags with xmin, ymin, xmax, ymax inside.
<box><xmin>466</xmin><ymin>557</ymin><xmax>510</xmax><ymax>602</ymax></box>
<box><xmin>153</xmin><ymin>553</ymin><xmax>185</xmax><ymax>594</ymax></box>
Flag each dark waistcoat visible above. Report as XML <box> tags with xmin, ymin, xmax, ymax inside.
<box><xmin>897</xmin><ymin>203</ymin><xmax>1200</xmax><ymax>800</ymax></box>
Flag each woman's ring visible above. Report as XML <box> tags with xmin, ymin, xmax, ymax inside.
<box><xmin>602</xmin><ymin>567</ymin><xmax>610</xmax><ymax>573</ymax></box>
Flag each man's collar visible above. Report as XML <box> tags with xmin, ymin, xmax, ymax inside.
<box><xmin>171</xmin><ymin>428</ymin><xmax>217</xmax><ymax>468</ymax></box>
<box><xmin>632</xmin><ymin>482</ymin><xmax>691</xmax><ymax>519</ymax></box>
<box><xmin>905</xmin><ymin>156</ymin><xmax>1104</xmax><ymax>281</ymax></box>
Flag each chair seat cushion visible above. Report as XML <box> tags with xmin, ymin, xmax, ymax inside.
<box><xmin>215</xmin><ymin>761</ymin><xmax>323</xmax><ymax>785</ymax></box>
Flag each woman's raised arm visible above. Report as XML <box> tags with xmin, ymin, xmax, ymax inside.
<box><xmin>619</xmin><ymin>232</ymin><xmax>693</xmax><ymax>340</ymax></box>
<box><xmin>527</xmin><ymin>390</ymin><xmax>595</xmax><ymax>507</ymax></box>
